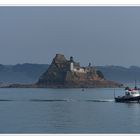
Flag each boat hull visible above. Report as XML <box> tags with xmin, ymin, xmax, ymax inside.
<box><xmin>115</xmin><ymin>96</ymin><xmax>140</xmax><ymax>103</ymax></box>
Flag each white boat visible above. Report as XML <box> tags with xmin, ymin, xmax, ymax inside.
<box><xmin>115</xmin><ymin>87</ymin><xmax>140</xmax><ymax>103</ymax></box>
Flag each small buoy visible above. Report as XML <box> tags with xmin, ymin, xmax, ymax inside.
<box><xmin>82</xmin><ymin>88</ymin><xmax>84</xmax><ymax>91</ymax></box>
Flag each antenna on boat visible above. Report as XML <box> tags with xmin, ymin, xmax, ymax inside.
<box><xmin>135</xmin><ymin>80</ymin><xmax>137</xmax><ymax>87</ymax></box>
<box><xmin>113</xmin><ymin>88</ymin><xmax>116</xmax><ymax>98</ymax></box>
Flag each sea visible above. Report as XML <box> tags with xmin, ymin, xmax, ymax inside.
<box><xmin>0</xmin><ymin>87</ymin><xmax>140</xmax><ymax>134</ymax></box>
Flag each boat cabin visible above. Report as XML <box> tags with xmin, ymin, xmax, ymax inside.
<box><xmin>125</xmin><ymin>87</ymin><xmax>139</xmax><ymax>97</ymax></box>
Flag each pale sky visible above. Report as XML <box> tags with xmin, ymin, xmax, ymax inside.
<box><xmin>0</xmin><ymin>7</ymin><xmax>140</xmax><ymax>67</ymax></box>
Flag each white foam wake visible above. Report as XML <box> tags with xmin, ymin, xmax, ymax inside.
<box><xmin>86</xmin><ymin>99</ymin><xmax>114</xmax><ymax>102</ymax></box>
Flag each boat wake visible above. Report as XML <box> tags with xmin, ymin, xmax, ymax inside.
<box><xmin>30</xmin><ymin>99</ymin><xmax>114</xmax><ymax>103</ymax></box>
<box><xmin>0</xmin><ymin>99</ymin><xmax>115</xmax><ymax>103</ymax></box>
<box><xmin>85</xmin><ymin>99</ymin><xmax>114</xmax><ymax>102</ymax></box>
<box><xmin>30</xmin><ymin>99</ymin><xmax>68</xmax><ymax>102</ymax></box>
<box><xmin>0</xmin><ymin>99</ymin><xmax>13</xmax><ymax>102</ymax></box>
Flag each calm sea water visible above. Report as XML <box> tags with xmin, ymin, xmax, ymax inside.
<box><xmin>0</xmin><ymin>88</ymin><xmax>140</xmax><ymax>134</ymax></box>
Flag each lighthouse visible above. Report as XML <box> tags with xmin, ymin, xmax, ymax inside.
<box><xmin>70</xmin><ymin>56</ymin><xmax>74</xmax><ymax>71</ymax></box>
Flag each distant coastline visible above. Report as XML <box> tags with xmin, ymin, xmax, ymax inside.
<box><xmin>0</xmin><ymin>57</ymin><xmax>140</xmax><ymax>87</ymax></box>
<box><xmin>0</xmin><ymin>63</ymin><xmax>140</xmax><ymax>88</ymax></box>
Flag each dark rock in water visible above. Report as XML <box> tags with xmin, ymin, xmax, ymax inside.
<box><xmin>36</xmin><ymin>54</ymin><xmax>122</xmax><ymax>88</ymax></box>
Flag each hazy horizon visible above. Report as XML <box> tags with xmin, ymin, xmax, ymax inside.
<box><xmin>0</xmin><ymin>7</ymin><xmax>140</xmax><ymax>67</ymax></box>
<box><xmin>1</xmin><ymin>62</ymin><xmax>140</xmax><ymax>69</ymax></box>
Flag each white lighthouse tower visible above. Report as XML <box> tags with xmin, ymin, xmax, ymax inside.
<box><xmin>70</xmin><ymin>62</ymin><xmax>74</xmax><ymax>71</ymax></box>
<box><xmin>70</xmin><ymin>56</ymin><xmax>74</xmax><ymax>71</ymax></box>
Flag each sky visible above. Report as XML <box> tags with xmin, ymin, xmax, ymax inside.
<box><xmin>0</xmin><ymin>6</ymin><xmax>140</xmax><ymax>67</ymax></box>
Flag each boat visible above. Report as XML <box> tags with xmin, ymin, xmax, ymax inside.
<box><xmin>115</xmin><ymin>86</ymin><xmax>140</xmax><ymax>103</ymax></box>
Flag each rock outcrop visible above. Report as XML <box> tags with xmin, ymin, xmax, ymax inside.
<box><xmin>37</xmin><ymin>54</ymin><xmax>122</xmax><ymax>88</ymax></box>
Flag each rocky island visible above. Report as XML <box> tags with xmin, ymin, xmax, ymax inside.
<box><xmin>36</xmin><ymin>54</ymin><xmax>122</xmax><ymax>88</ymax></box>
<box><xmin>6</xmin><ymin>54</ymin><xmax>122</xmax><ymax>88</ymax></box>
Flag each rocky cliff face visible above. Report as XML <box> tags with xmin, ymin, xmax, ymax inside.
<box><xmin>37</xmin><ymin>54</ymin><xmax>69</xmax><ymax>86</ymax></box>
<box><xmin>37</xmin><ymin>54</ymin><xmax>122</xmax><ymax>88</ymax></box>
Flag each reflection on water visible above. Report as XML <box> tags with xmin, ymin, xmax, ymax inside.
<box><xmin>0</xmin><ymin>88</ymin><xmax>139</xmax><ymax>133</ymax></box>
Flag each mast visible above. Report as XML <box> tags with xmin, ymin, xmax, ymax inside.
<box><xmin>114</xmin><ymin>88</ymin><xmax>116</xmax><ymax>98</ymax></box>
<box><xmin>135</xmin><ymin>80</ymin><xmax>137</xmax><ymax>87</ymax></box>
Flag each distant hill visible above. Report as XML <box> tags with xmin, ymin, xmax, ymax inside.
<box><xmin>0</xmin><ymin>63</ymin><xmax>49</xmax><ymax>84</ymax></box>
<box><xmin>0</xmin><ymin>64</ymin><xmax>140</xmax><ymax>84</ymax></box>
<box><xmin>96</xmin><ymin>65</ymin><xmax>140</xmax><ymax>84</ymax></box>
